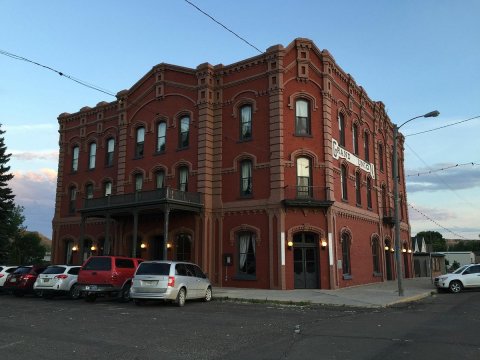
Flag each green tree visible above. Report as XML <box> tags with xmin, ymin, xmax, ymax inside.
<box><xmin>9</xmin><ymin>230</ymin><xmax>47</xmax><ymax>265</ymax></box>
<box><xmin>414</xmin><ymin>231</ymin><xmax>447</xmax><ymax>252</ymax></box>
<box><xmin>0</xmin><ymin>124</ymin><xmax>16</xmax><ymax>262</ymax></box>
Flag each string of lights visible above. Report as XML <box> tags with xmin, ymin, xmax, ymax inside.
<box><xmin>405</xmin><ymin>115</ymin><xmax>480</xmax><ymax>137</ymax></box>
<box><xmin>0</xmin><ymin>49</ymin><xmax>116</xmax><ymax>97</ymax></box>
<box><xmin>406</xmin><ymin>162</ymin><xmax>480</xmax><ymax>177</ymax></box>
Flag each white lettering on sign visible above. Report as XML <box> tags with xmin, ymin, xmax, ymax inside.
<box><xmin>332</xmin><ymin>139</ymin><xmax>375</xmax><ymax>179</ymax></box>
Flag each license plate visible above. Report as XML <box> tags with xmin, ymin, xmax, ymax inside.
<box><xmin>142</xmin><ymin>280</ymin><xmax>158</xmax><ymax>287</ymax></box>
<box><xmin>10</xmin><ymin>278</ymin><xmax>17</xmax><ymax>283</ymax></box>
<box><xmin>85</xmin><ymin>285</ymin><xmax>97</xmax><ymax>291</ymax></box>
<box><xmin>43</xmin><ymin>278</ymin><xmax>50</xmax><ymax>283</ymax></box>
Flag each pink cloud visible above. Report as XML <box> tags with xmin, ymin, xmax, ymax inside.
<box><xmin>11</xmin><ymin>150</ymin><xmax>59</xmax><ymax>161</ymax></box>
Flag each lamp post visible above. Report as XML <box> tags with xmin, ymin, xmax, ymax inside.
<box><xmin>393</xmin><ymin>110</ymin><xmax>439</xmax><ymax>296</ymax></box>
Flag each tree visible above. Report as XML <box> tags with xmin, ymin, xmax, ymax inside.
<box><xmin>414</xmin><ymin>231</ymin><xmax>447</xmax><ymax>252</ymax></box>
<box><xmin>0</xmin><ymin>124</ymin><xmax>16</xmax><ymax>262</ymax></box>
<box><xmin>9</xmin><ymin>230</ymin><xmax>47</xmax><ymax>265</ymax></box>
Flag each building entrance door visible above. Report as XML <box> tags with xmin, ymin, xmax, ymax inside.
<box><xmin>385</xmin><ymin>249</ymin><xmax>393</xmax><ymax>280</ymax></box>
<box><xmin>293</xmin><ymin>232</ymin><xmax>319</xmax><ymax>289</ymax></box>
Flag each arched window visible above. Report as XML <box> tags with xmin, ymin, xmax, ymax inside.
<box><xmin>237</xmin><ymin>231</ymin><xmax>256</xmax><ymax>278</ymax></box>
<box><xmin>175</xmin><ymin>233</ymin><xmax>192</xmax><ymax>261</ymax></box>
<box><xmin>135</xmin><ymin>127</ymin><xmax>145</xmax><ymax>158</ymax></box>
<box><xmin>341</xmin><ymin>233</ymin><xmax>351</xmax><ymax>277</ymax></box>
<box><xmin>135</xmin><ymin>173</ymin><xmax>143</xmax><ymax>192</ymax></box>
<box><xmin>85</xmin><ymin>183</ymin><xmax>94</xmax><ymax>200</ymax></box>
<box><xmin>364</xmin><ymin>132</ymin><xmax>370</xmax><ymax>162</ymax></box>
<box><xmin>157</xmin><ymin>121</ymin><xmax>166</xmax><ymax>152</ymax></box>
<box><xmin>106</xmin><ymin>138</ymin><xmax>115</xmax><ymax>167</ymax></box>
<box><xmin>372</xmin><ymin>238</ymin><xmax>380</xmax><ymax>274</ymax></box>
<box><xmin>65</xmin><ymin>240</ymin><xmax>74</xmax><ymax>265</ymax></box>
<box><xmin>83</xmin><ymin>239</ymin><xmax>92</xmax><ymax>262</ymax></box>
<box><xmin>341</xmin><ymin>164</ymin><xmax>348</xmax><ymax>200</ymax></box>
<box><xmin>179</xmin><ymin>116</ymin><xmax>190</xmax><ymax>149</ymax></box>
<box><xmin>378</xmin><ymin>143</ymin><xmax>384</xmax><ymax>172</ymax></box>
<box><xmin>381</xmin><ymin>184</ymin><xmax>387</xmax><ymax>215</ymax></box>
<box><xmin>338</xmin><ymin>113</ymin><xmax>346</xmax><ymax>147</ymax></box>
<box><xmin>240</xmin><ymin>160</ymin><xmax>253</xmax><ymax>197</ymax></box>
<box><xmin>69</xmin><ymin>186</ymin><xmax>77</xmax><ymax>214</ymax></box>
<box><xmin>72</xmin><ymin>145</ymin><xmax>79</xmax><ymax>172</ymax></box>
<box><xmin>156</xmin><ymin>170</ymin><xmax>165</xmax><ymax>189</ymax></box>
<box><xmin>88</xmin><ymin>142</ymin><xmax>96</xmax><ymax>170</ymax></box>
<box><xmin>355</xmin><ymin>172</ymin><xmax>361</xmax><ymax>205</ymax></box>
<box><xmin>240</xmin><ymin>105</ymin><xmax>252</xmax><ymax>140</ymax></box>
<box><xmin>366</xmin><ymin>177</ymin><xmax>373</xmax><ymax>209</ymax></box>
<box><xmin>352</xmin><ymin>123</ymin><xmax>359</xmax><ymax>154</ymax></box>
<box><xmin>104</xmin><ymin>181</ymin><xmax>112</xmax><ymax>196</ymax></box>
<box><xmin>178</xmin><ymin>166</ymin><xmax>189</xmax><ymax>192</ymax></box>
<box><xmin>295</xmin><ymin>99</ymin><xmax>310</xmax><ymax>136</ymax></box>
<box><xmin>296</xmin><ymin>157</ymin><xmax>311</xmax><ymax>198</ymax></box>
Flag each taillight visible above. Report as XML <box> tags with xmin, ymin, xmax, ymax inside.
<box><xmin>23</xmin><ymin>274</ymin><xmax>36</xmax><ymax>281</ymax></box>
<box><xmin>0</xmin><ymin>274</ymin><xmax>4</xmax><ymax>278</ymax></box>
<box><xmin>55</xmin><ymin>274</ymin><xmax>68</xmax><ymax>279</ymax></box>
<box><xmin>168</xmin><ymin>276</ymin><xmax>175</xmax><ymax>287</ymax></box>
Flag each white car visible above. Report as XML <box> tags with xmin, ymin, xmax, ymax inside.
<box><xmin>34</xmin><ymin>265</ymin><xmax>81</xmax><ymax>299</ymax></box>
<box><xmin>0</xmin><ymin>266</ymin><xmax>18</xmax><ymax>288</ymax></box>
<box><xmin>130</xmin><ymin>261</ymin><xmax>212</xmax><ymax>306</ymax></box>
<box><xmin>434</xmin><ymin>264</ymin><xmax>480</xmax><ymax>293</ymax></box>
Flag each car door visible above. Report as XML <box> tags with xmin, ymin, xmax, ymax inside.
<box><xmin>185</xmin><ymin>264</ymin><xmax>202</xmax><ymax>298</ymax></box>
<box><xmin>462</xmin><ymin>265</ymin><xmax>480</xmax><ymax>288</ymax></box>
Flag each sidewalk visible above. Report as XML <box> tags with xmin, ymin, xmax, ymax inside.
<box><xmin>214</xmin><ymin>277</ymin><xmax>436</xmax><ymax>308</ymax></box>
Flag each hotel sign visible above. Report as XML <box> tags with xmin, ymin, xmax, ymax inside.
<box><xmin>332</xmin><ymin>139</ymin><xmax>375</xmax><ymax>179</ymax></box>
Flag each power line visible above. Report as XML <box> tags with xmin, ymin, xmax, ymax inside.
<box><xmin>0</xmin><ymin>49</ymin><xmax>116</xmax><ymax>97</ymax></box>
<box><xmin>183</xmin><ymin>0</ymin><xmax>263</xmax><ymax>54</ymax></box>
<box><xmin>406</xmin><ymin>162</ymin><xmax>480</xmax><ymax>177</ymax></box>
<box><xmin>405</xmin><ymin>115</ymin><xmax>480</xmax><ymax>137</ymax></box>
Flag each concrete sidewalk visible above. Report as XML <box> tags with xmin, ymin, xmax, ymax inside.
<box><xmin>214</xmin><ymin>277</ymin><xmax>436</xmax><ymax>308</ymax></box>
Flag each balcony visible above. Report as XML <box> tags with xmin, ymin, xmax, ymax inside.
<box><xmin>80</xmin><ymin>187</ymin><xmax>203</xmax><ymax>216</ymax></box>
<box><xmin>382</xmin><ymin>207</ymin><xmax>395</xmax><ymax>226</ymax></box>
<box><xmin>282</xmin><ymin>185</ymin><xmax>333</xmax><ymax>208</ymax></box>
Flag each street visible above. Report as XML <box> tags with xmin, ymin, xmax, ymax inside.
<box><xmin>0</xmin><ymin>290</ymin><xmax>479</xmax><ymax>360</ymax></box>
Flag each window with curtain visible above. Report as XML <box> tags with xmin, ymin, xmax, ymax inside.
<box><xmin>156</xmin><ymin>170</ymin><xmax>165</xmax><ymax>189</ymax></box>
<box><xmin>179</xmin><ymin>116</ymin><xmax>190</xmax><ymax>149</ymax></box>
<box><xmin>366</xmin><ymin>177</ymin><xmax>372</xmax><ymax>209</ymax></box>
<box><xmin>341</xmin><ymin>233</ymin><xmax>351</xmax><ymax>276</ymax></box>
<box><xmin>364</xmin><ymin>132</ymin><xmax>370</xmax><ymax>162</ymax></box>
<box><xmin>378</xmin><ymin>143</ymin><xmax>384</xmax><ymax>172</ymax></box>
<box><xmin>157</xmin><ymin>122</ymin><xmax>166</xmax><ymax>152</ymax></box>
<box><xmin>341</xmin><ymin>164</ymin><xmax>348</xmax><ymax>200</ymax></box>
<box><xmin>179</xmin><ymin>166</ymin><xmax>188</xmax><ymax>192</ymax></box>
<box><xmin>240</xmin><ymin>160</ymin><xmax>252</xmax><ymax>196</ymax></box>
<box><xmin>104</xmin><ymin>181</ymin><xmax>112</xmax><ymax>196</ymax></box>
<box><xmin>69</xmin><ymin>186</ymin><xmax>76</xmax><ymax>214</ymax></box>
<box><xmin>237</xmin><ymin>232</ymin><xmax>256</xmax><ymax>277</ymax></box>
<box><xmin>295</xmin><ymin>99</ymin><xmax>310</xmax><ymax>136</ymax></box>
<box><xmin>88</xmin><ymin>142</ymin><xmax>96</xmax><ymax>170</ymax></box>
<box><xmin>135</xmin><ymin>127</ymin><xmax>145</xmax><ymax>158</ymax></box>
<box><xmin>85</xmin><ymin>184</ymin><xmax>94</xmax><ymax>199</ymax></box>
<box><xmin>355</xmin><ymin>172</ymin><xmax>361</xmax><ymax>205</ymax></box>
<box><xmin>72</xmin><ymin>145</ymin><xmax>79</xmax><ymax>172</ymax></box>
<box><xmin>372</xmin><ymin>238</ymin><xmax>380</xmax><ymax>274</ymax></box>
<box><xmin>338</xmin><ymin>113</ymin><xmax>346</xmax><ymax>146</ymax></box>
<box><xmin>135</xmin><ymin>173</ymin><xmax>143</xmax><ymax>192</ymax></box>
<box><xmin>106</xmin><ymin>138</ymin><xmax>115</xmax><ymax>166</ymax></box>
<box><xmin>352</xmin><ymin>123</ymin><xmax>359</xmax><ymax>154</ymax></box>
<box><xmin>296</xmin><ymin>157</ymin><xmax>311</xmax><ymax>198</ymax></box>
<box><xmin>240</xmin><ymin>105</ymin><xmax>252</xmax><ymax>140</ymax></box>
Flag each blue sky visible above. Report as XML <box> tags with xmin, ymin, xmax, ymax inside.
<box><xmin>1</xmin><ymin>0</ymin><xmax>479</xmax><ymax>240</ymax></box>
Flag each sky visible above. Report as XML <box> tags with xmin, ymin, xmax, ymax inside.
<box><xmin>1</xmin><ymin>0</ymin><xmax>479</xmax><ymax>240</ymax></box>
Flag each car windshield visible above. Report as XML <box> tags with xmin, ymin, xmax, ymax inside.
<box><xmin>43</xmin><ymin>266</ymin><xmax>66</xmax><ymax>275</ymax></box>
<box><xmin>453</xmin><ymin>265</ymin><xmax>469</xmax><ymax>274</ymax></box>
<box><xmin>136</xmin><ymin>262</ymin><xmax>170</xmax><ymax>276</ymax></box>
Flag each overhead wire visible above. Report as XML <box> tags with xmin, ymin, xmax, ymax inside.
<box><xmin>405</xmin><ymin>115</ymin><xmax>480</xmax><ymax>137</ymax></box>
<box><xmin>406</xmin><ymin>162</ymin><xmax>480</xmax><ymax>177</ymax></box>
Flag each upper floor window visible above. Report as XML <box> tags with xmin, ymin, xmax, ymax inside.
<box><xmin>338</xmin><ymin>113</ymin><xmax>346</xmax><ymax>147</ymax></box>
<box><xmin>240</xmin><ymin>105</ymin><xmax>252</xmax><ymax>140</ymax></box>
<box><xmin>364</xmin><ymin>132</ymin><xmax>370</xmax><ymax>162</ymax></box>
<box><xmin>240</xmin><ymin>160</ymin><xmax>253</xmax><ymax>197</ymax></box>
<box><xmin>71</xmin><ymin>145</ymin><xmax>79</xmax><ymax>172</ymax></box>
<box><xmin>341</xmin><ymin>164</ymin><xmax>348</xmax><ymax>200</ymax></box>
<box><xmin>295</xmin><ymin>99</ymin><xmax>310</xmax><ymax>136</ymax></box>
<box><xmin>381</xmin><ymin>184</ymin><xmax>387</xmax><ymax>215</ymax></box>
<box><xmin>104</xmin><ymin>181</ymin><xmax>112</xmax><ymax>196</ymax></box>
<box><xmin>135</xmin><ymin>127</ymin><xmax>145</xmax><ymax>158</ymax></box>
<box><xmin>157</xmin><ymin>122</ymin><xmax>166</xmax><ymax>153</ymax></box>
<box><xmin>178</xmin><ymin>166</ymin><xmax>189</xmax><ymax>192</ymax></box>
<box><xmin>156</xmin><ymin>170</ymin><xmax>165</xmax><ymax>189</ymax></box>
<box><xmin>366</xmin><ymin>177</ymin><xmax>373</xmax><ymax>209</ymax></box>
<box><xmin>237</xmin><ymin>231</ymin><xmax>256</xmax><ymax>278</ymax></box>
<box><xmin>352</xmin><ymin>123</ymin><xmax>359</xmax><ymax>155</ymax></box>
<box><xmin>355</xmin><ymin>172</ymin><xmax>361</xmax><ymax>205</ymax></box>
<box><xmin>378</xmin><ymin>143</ymin><xmax>384</xmax><ymax>172</ymax></box>
<box><xmin>179</xmin><ymin>116</ymin><xmax>190</xmax><ymax>149</ymax></box>
<box><xmin>106</xmin><ymin>138</ymin><xmax>115</xmax><ymax>167</ymax></box>
<box><xmin>85</xmin><ymin>184</ymin><xmax>94</xmax><ymax>199</ymax></box>
<box><xmin>69</xmin><ymin>186</ymin><xmax>76</xmax><ymax>214</ymax></box>
<box><xmin>135</xmin><ymin>173</ymin><xmax>143</xmax><ymax>192</ymax></box>
<box><xmin>296</xmin><ymin>157</ymin><xmax>311</xmax><ymax>198</ymax></box>
<box><xmin>88</xmin><ymin>143</ymin><xmax>97</xmax><ymax>170</ymax></box>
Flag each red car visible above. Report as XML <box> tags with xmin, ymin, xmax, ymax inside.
<box><xmin>77</xmin><ymin>256</ymin><xmax>143</xmax><ymax>302</ymax></box>
<box><xmin>4</xmin><ymin>265</ymin><xmax>48</xmax><ymax>297</ymax></box>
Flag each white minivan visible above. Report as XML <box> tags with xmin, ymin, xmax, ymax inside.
<box><xmin>130</xmin><ymin>261</ymin><xmax>212</xmax><ymax>306</ymax></box>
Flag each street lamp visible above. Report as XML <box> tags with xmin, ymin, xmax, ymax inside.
<box><xmin>393</xmin><ymin>110</ymin><xmax>439</xmax><ymax>296</ymax></box>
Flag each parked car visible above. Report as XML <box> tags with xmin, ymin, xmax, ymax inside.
<box><xmin>434</xmin><ymin>263</ymin><xmax>480</xmax><ymax>293</ymax></box>
<box><xmin>0</xmin><ymin>266</ymin><xmax>18</xmax><ymax>290</ymax></box>
<box><xmin>77</xmin><ymin>256</ymin><xmax>143</xmax><ymax>302</ymax></box>
<box><xmin>3</xmin><ymin>265</ymin><xmax>48</xmax><ymax>296</ymax></box>
<box><xmin>33</xmin><ymin>265</ymin><xmax>81</xmax><ymax>299</ymax></box>
<box><xmin>130</xmin><ymin>261</ymin><xmax>212</xmax><ymax>307</ymax></box>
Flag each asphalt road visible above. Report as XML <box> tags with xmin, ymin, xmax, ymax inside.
<box><xmin>0</xmin><ymin>290</ymin><xmax>479</xmax><ymax>360</ymax></box>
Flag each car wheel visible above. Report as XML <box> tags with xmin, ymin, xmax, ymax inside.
<box><xmin>204</xmin><ymin>286</ymin><xmax>212</xmax><ymax>302</ymax></box>
<box><xmin>119</xmin><ymin>283</ymin><xmax>131</xmax><ymax>303</ymax></box>
<box><xmin>449</xmin><ymin>280</ymin><xmax>463</xmax><ymax>293</ymax></box>
<box><xmin>69</xmin><ymin>284</ymin><xmax>81</xmax><ymax>300</ymax></box>
<box><xmin>176</xmin><ymin>287</ymin><xmax>186</xmax><ymax>307</ymax></box>
<box><xmin>84</xmin><ymin>293</ymin><xmax>97</xmax><ymax>302</ymax></box>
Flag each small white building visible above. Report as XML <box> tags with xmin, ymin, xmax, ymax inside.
<box><xmin>437</xmin><ymin>252</ymin><xmax>475</xmax><ymax>267</ymax></box>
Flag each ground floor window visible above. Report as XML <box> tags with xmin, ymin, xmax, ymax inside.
<box><xmin>372</xmin><ymin>237</ymin><xmax>381</xmax><ymax>275</ymax></box>
<box><xmin>341</xmin><ymin>233</ymin><xmax>351</xmax><ymax>278</ymax></box>
<box><xmin>237</xmin><ymin>232</ymin><xmax>256</xmax><ymax>279</ymax></box>
<box><xmin>175</xmin><ymin>233</ymin><xmax>192</xmax><ymax>261</ymax></box>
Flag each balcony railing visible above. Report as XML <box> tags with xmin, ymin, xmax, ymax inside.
<box><xmin>382</xmin><ymin>207</ymin><xmax>395</xmax><ymax>225</ymax></box>
<box><xmin>82</xmin><ymin>187</ymin><xmax>202</xmax><ymax>212</ymax></box>
<box><xmin>282</xmin><ymin>185</ymin><xmax>333</xmax><ymax>208</ymax></box>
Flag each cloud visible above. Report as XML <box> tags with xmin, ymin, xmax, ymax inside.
<box><xmin>408</xmin><ymin>204</ymin><xmax>457</xmax><ymax>222</ymax></box>
<box><xmin>406</xmin><ymin>163</ymin><xmax>480</xmax><ymax>193</ymax></box>
<box><xmin>11</xmin><ymin>150</ymin><xmax>59</xmax><ymax>161</ymax></box>
<box><xmin>3</xmin><ymin>123</ymin><xmax>56</xmax><ymax>132</ymax></box>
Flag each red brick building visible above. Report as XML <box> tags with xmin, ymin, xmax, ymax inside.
<box><xmin>51</xmin><ymin>38</ymin><xmax>413</xmax><ymax>289</ymax></box>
